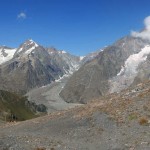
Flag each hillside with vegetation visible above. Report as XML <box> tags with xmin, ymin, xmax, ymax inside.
<box><xmin>0</xmin><ymin>90</ymin><xmax>40</xmax><ymax>121</ymax></box>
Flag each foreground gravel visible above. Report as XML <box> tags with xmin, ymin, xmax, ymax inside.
<box><xmin>0</xmin><ymin>81</ymin><xmax>150</xmax><ymax>150</ymax></box>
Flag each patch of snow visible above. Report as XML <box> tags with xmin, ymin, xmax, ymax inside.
<box><xmin>28</xmin><ymin>39</ymin><xmax>39</xmax><ymax>48</ymax></box>
<box><xmin>33</xmin><ymin>42</ymin><xmax>38</xmax><ymax>47</ymax></box>
<box><xmin>41</xmin><ymin>85</ymin><xmax>46</xmax><ymax>88</ymax></box>
<box><xmin>58</xmin><ymin>50</ymin><xmax>67</xmax><ymax>54</ymax></box>
<box><xmin>17</xmin><ymin>47</ymin><xmax>23</xmax><ymax>53</ymax></box>
<box><xmin>63</xmin><ymin>67</ymin><xmax>69</xmax><ymax>74</ymax></box>
<box><xmin>62</xmin><ymin>50</ymin><xmax>67</xmax><ymax>54</ymax></box>
<box><xmin>55</xmin><ymin>63</ymin><xmax>79</xmax><ymax>83</ymax></box>
<box><xmin>117</xmin><ymin>66</ymin><xmax>124</xmax><ymax>76</ymax></box>
<box><xmin>55</xmin><ymin>75</ymin><xmax>66</xmax><ymax>82</ymax></box>
<box><xmin>52</xmin><ymin>51</ymin><xmax>80</xmax><ymax>83</ymax></box>
<box><xmin>80</xmin><ymin>56</ymin><xmax>85</xmax><ymax>61</ymax></box>
<box><xmin>0</xmin><ymin>48</ymin><xmax>17</xmax><ymax>65</ymax></box>
<box><xmin>25</xmin><ymin>45</ymin><xmax>38</xmax><ymax>55</ymax></box>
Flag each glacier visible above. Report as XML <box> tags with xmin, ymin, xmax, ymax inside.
<box><xmin>0</xmin><ymin>48</ymin><xmax>16</xmax><ymax>65</ymax></box>
<box><xmin>110</xmin><ymin>45</ymin><xmax>150</xmax><ymax>93</ymax></box>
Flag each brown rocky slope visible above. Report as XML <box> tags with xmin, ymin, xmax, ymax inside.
<box><xmin>0</xmin><ymin>80</ymin><xmax>150</xmax><ymax>150</ymax></box>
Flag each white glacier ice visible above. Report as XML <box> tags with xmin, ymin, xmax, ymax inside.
<box><xmin>0</xmin><ymin>48</ymin><xmax>16</xmax><ymax>65</ymax></box>
<box><xmin>110</xmin><ymin>45</ymin><xmax>150</xmax><ymax>93</ymax></box>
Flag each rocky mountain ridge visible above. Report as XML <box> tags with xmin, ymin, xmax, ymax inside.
<box><xmin>0</xmin><ymin>39</ymin><xmax>82</xmax><ymax>94</ymax></box>
<box><xmin>60</xmin><ymin>36</ymin><xmax>150</xmax><ymax>103</ymax></box>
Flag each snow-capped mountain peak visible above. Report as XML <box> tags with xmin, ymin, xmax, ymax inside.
<box><xmin>0</xmin><ymin>41</ymin><xmax>81</xmax><ymax>94</ymax></box>
<box><xmin>16</xmin><ymin>39</ymin><xmax>39</xmax><ymax>55</ymax></box>
<box><xmin>27</xmin><ymin>39</ymin><xmax>39</xmax><ymax>47</ymax></box>
<box><xmin>80</xmin><ymin>56</ymin><xmax>85</xmax><ymax>61</ymax></box>
<box><xmin>58</xmin><ymin>50</ymin><xmax>67</xmax><ymax>54</ymax></box>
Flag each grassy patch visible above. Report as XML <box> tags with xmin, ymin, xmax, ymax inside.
<box><xmin>128</xmin><ymin>113</ymin><xmax>138</xmax><ymax>121</ymax></box>
<box><xmin>0</xmin><ymin>90</ymin><xmax>37</xmax><ymax>121</ymax></box>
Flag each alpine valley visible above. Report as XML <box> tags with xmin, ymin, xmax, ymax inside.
<box><xmin>0</xmin><ymin>28</ymin><xmax>150</xmax><ymax>149</ymax></box>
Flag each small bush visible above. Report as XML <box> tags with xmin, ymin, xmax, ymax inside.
<box><xmin>139</xmin><ymin>117</ymin><xmax>149</xmax><ymax>125</ymax></box>
<box><xmin>35</xmin><ymin>148</ymin><xmax>46</xmax><ymax>150</ymax></box>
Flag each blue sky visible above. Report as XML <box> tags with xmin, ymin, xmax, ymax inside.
<box><xmin>0</xmin><ymin>0</ymin><xmax>150</xmax><ymax>56</ymax></box>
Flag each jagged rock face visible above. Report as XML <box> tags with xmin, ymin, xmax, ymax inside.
<box><xmin>0</xmin><ymin>40</ymin><xmax>80</xmax><ymax>94</ymax></box>
<box><xmin>80</xmin><ymin>50</ymin><xmax>101</xmax><ymax>64</ymax></box>
<box><xmin>46</xmin><ymin>47</ymin><xmax>80</xmax><ymax>74</ymax></box>
<box><xmin>60</xmin><ymin>36</ymin><xmax>150</xmax><ymax>103</ymax></box>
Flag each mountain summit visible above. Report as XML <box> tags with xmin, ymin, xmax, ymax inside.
<box><xmin>15</xmin><ymin>39</ymin><xmax>39</xmax><ymax>56</ymax></box>
<box><xmin>0</xmin><ymin>40</ymin><xmax>81</xmax><ymax>94</ymax></box>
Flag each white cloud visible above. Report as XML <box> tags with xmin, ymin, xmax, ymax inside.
<box><xmin>131</xmin><ymin>16</ymin><xmax>150</xmax><ymax>40</ymax></box>
<box><xmin>144</xmin><ymin>16</ymin><xmax>150</xmax><ymax>30</ymax></box>
<box><xmin>17</xmin><ymin>12</ymin><xmax>27</xmax><ymax>19</ymax></box>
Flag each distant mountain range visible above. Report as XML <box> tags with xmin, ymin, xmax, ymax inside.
<box><xmin>1</xmin><ymin>25</ymin><xmax>150</xmax><ymax>150</ymax></box>
<box><xmin>60</xmin><ymin>36</ymin><xmax>150</xmax><ymax>103</ymax></box>
<box><xmin>1</xmin><ymin>35</ymin><xmax>150</xmax><ymax>106</ymax></box>
<box><xmin>0</xmin><ymin>40</ymin><xmax>83</xmax><ymax>94</ymax></box>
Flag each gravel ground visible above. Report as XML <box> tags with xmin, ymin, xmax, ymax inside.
<box><xmin>0</xmin><ymin>81</ymin><xmax>150</xmax><ymax>150</ymax></box>
<box><xmin>0</xmin><ymin>110</ymin><xmax>150</xmax><ymax>150</ymax></box>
